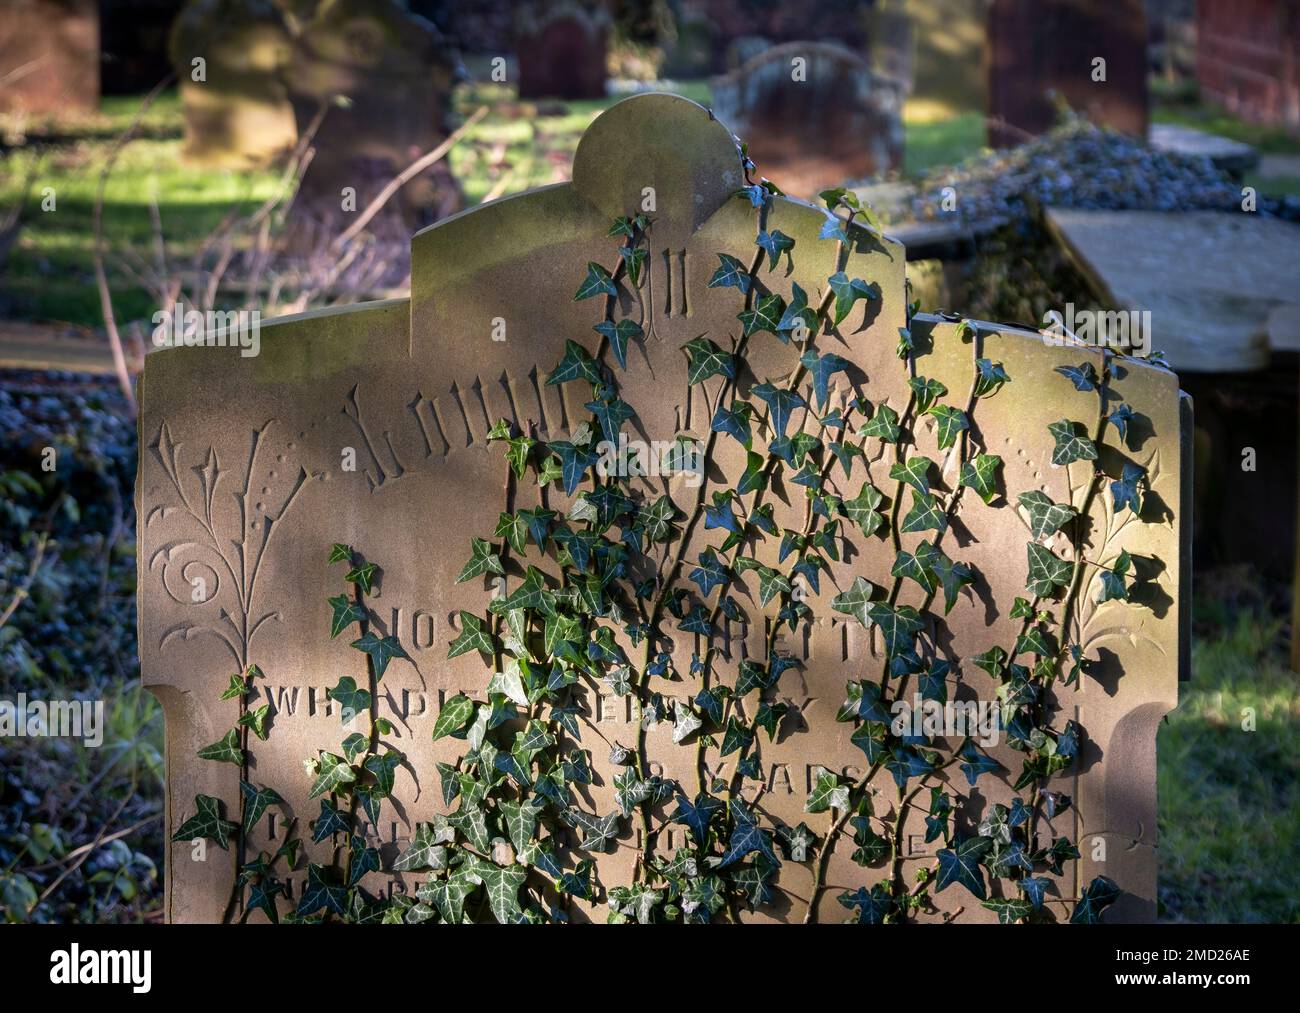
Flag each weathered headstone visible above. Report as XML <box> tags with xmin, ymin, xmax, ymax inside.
<box><xmin>710</xmin><ymin>42</ymin><xmax>905</xmax><ymax>199</ymax></box>
<box><xmin>0</xmin><ymin>0</ymin><xmax>99</xmax><ymax>118</ymax></box>
<box><xmin>987</xmin><ymin>0</ymin><xmax>1149</xmax><ymax>148</ymax></box>
<box><xmin>169</xmin><ymin>0</ymin><xmax>297</xmax><ymax>169</ymax></box>
<box><xmin>140</xmin><ymin>93</ymin><xmax>1187</xmax><ymax>924</ymax></box>
<box><xmin>515</xmin><ymin>2</ymin><xmax>610</xmax><ymax>101</ymax></box>
<box><xmin>285</xmin><ymin>0</ymin><xmax>464</xmax><ymax>230</ymax></box>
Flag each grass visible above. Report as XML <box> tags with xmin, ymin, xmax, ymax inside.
<box><xmin>1157</xmin><ymin>607</ymin><xmax>1300</xmax><ymax>922</ymax></box>
<box><xmin>1</xmin><ymin>80</ymin><xmax>986</xmax><ymax>330</ymax></box>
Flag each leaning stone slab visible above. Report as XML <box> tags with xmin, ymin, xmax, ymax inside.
<box><xmin>139</xmin><ymin>92</ymin><xmax>1187</xmax><ymax>924</ymax></box>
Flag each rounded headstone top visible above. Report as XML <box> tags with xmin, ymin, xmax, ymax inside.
<box><xmin>571</xmin><ymin>92</ymin><xmax>746</xmax><ymax>246</ymax></box>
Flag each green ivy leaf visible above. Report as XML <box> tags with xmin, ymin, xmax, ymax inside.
<box><xmin>805</xmin><ymin>766</ymin><xmax>850</xmax><ymax>813</ymax></box>
<box><xmin>927</xmin><ymin>404</ymin><xmax>969</xmax><ymax>450</ymax></box>
<box><xmin>456</xmin><ymin>538</ymin><xmax>505</xmax><ymax>583</ymax></box>
<box><xmin>1026</xmin><ymin>542</ymin><xmax>1074</xmax><ymax>597</ymax></box>
<box><xmin>197</xmin><ymin>728</ymin><xmax>243</xmax><ymax>766</ymax></box>
<box><xmin>171</xmin><ymin>794</ymin><xmax>238</xmax><ymax>849</ymax></box>
<box><xmin>593</xmin><ymin>318</ymin><xmax>642</xmax><ymax>370</ymax></box>
<box><xmin>751</xmin><ymin>382</ymin><xmax>806</xmax><ymax>438</ymax></box>
<box><xmin>392</xmin><ymin>822</ymin><xmax>448</xmax><ymax>872</ymax></box>
<box><xmin>326</xmin><ymin>676</ymin><xmax>371</xmax><ymax>724</ymax></box>
<box><xmin>1018</xmin><ymin>490</ymin><xmax>1078</xmax><ymax>539</ymax></box>
<box><xmin>308</xmin><ymin>752</ymin><xmax>357</xmax><ymax>799</ymax></box>
<box><xmin>546</xmin><ymin>339</ymin><xmax>602</xmax><ymax>386</ymax></box>
<box><xmin>901</xmin><ymin>490</ymin><xmax>946</xmax><ymax>534</ymax></box>
<box><xmin>908</xmin><ymin>375</ymin><xmax>947</xmax><ymax>413</ymax></box>
<box><xmin>239</xmin><ymin>781</ymin><xmax>283</xmax><ymax>834</ymax></box>
<box><xmin>890</xmin><ymin>455</ymin><xmax>933</xmax><ymax>496</ymax></box>
<box><xmin>799</xmin><ymin>350</ymin><xmax>851</xmax><ymax>409</ymax></box>
<box><xmin>297</xmin><ymin>864</ymin><xmax>347</xmax><ymax>917</ymax></box>
<box><xmin>682</xmin><ymin>335</ymin><xmax>735</xmax><ymax>385</ymax></box>
<box><xmin>827</xmin><ymin>271</ymin><xmax>875</xmax><ymax>326</ymax></box>
<box><xmin>351</xmin><ymin>631</ymin><xmax>409</xmax><ymax>679</ymax></box>
<box><xmin>562</xmin><ymin>807</ymin><xmax>622</xmax><ymax>852</ymax></box>
<box><xmin>973</xmin><ymin>359</ymin><xmax>1010</xmax><ymax>397</ymax></box>
<box><xmin>447</xmin><ymin>612</ymin><xmax>495</xmax><ymax>660</ymax></box>
<box><xmin>755</xmin><ymin>229</ymin><xmax>795</xmax><ymax>271</ymax></box>
<box><xmin>959</xmin><ymin>454</ymin><xmax>1002</xmax><ymax>504</ymax></box>
<box><xmin>1047</xmin><ymin>419</ymin><xmax>1098</xmax><ymax>465</ymax></box>
<box><xmin>328</xmin><ymin>593</ymin><xmax>368</xmax><ymax>638</ymax></box>
<box><xmin>831</xmin><ymin>576</ymin><xmax>876</xmax><ymax>627</ymax></box>
<box><xmin>237</xmin><ymin>703</ymin><xmax>271</xmax><ymax>741</ymax></box>
<box><xmin>839</xmin><ymin>883</ymin><xmax>895</xmax><ymax>924</ymax></box>
<box><xmin>738</xmin><ymin>292</ymin><xmax>787</xmax><ymax>338</ymax></box>
<box><xmin>1070</xmin><ymin>876</ymin><xmax>1121</xmax><ymax>924</ymax></box>
<box><xmin>842</xmin><ymin>483</ymin><xmax>887</xmax><ymax>537</ymax></box>
<box><xmin>982</xmin><ymin>897</ymin><xmax>1033</xmax><ymax>924</ymax></box>
<box><xmin>707</xmin><ymin>252</ymin><xmax>752</xmax><ymax>293</ymax></box>
<box><xmin>861</xmin><ymin>403</ymin><xmax>901</xmax><ymax>443</ymax></box>
<box><xmin>1097</xmin><ymin>549</ymin><xmax>1132</xmax><ymax>603</ymax></box>
<box><xmin>935</xmin><ymin>835</ymin><xmax>992</xmax><ymax>900</ymax></box>
<box><xmin>575</xmin><ymin>261</ymin><xmax>617</xmax><ymax>300</ymax></box>
<box><xmin>432</xmin><ymin>693</ymin><xmax>476</xmax><ymax>742</ymax></box>
<box><xmin>1110</xmin><ymin>462</ymin><xmax>1145</xmax><ymax>515</ymax></box>
<box><xmin>345</xmin><ymin>561</ymin><xmax>377</xmax><ymax>594</ymax></box>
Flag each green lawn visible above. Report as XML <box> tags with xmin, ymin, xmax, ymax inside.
<box><xmin>1157</xmin><ymin>609</ymin><xmax>1300</xmax><ymax>922</ymax></box>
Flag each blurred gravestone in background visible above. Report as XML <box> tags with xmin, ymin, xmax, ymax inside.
<box><xmin>711</xmin><ymin>41</ymin><xmax>904</xmax><ymax>198</ymax></box>
<box><xmin>169</xmin><ymin>0</ymin><xmax>297</xmax><ymax>170</ymax></box>
<box><xmin>0</xmin><ymin>0</ymin><xmax>99</xmax><ymax>117</ymax></box>
<box><xmin>169</xmin><ymin>0</ymin><xmax>463</xmax><ymax>239</ymax></box>
<box><xmin>1197</xmin><ymin>0</ymin><xmax>1300</xmax><ymax>132</ymax></box>
<box><xmin>285</xmin><ymin>0</ymin><xmax>464</xmax><ymax>236</ymax></box>
<box><xmin>901</xmin><ymin>0</ymin><xmax>986</xmax><ymax>118</ymax></box>
<box><xmin>515</xmin><ymin>1</ymin><xmax>610</xmax><ymax>100</ymax></box>
<box><xmin>987</xmin><ymin>0</ymin><xmax>1149</xmax><ymax>148</ymax></box>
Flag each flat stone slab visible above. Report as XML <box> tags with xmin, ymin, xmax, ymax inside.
<box><xmin>1046</xmin><ymin>207</ymin><xmax>1300</xmax><ymax>372</ymax></box>
<box><xmin>1148</xmin><ymin>123</ymin><xmax>1259</xmax><ymax>175</ymax></box>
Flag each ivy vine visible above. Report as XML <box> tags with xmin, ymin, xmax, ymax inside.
<box><xmin>170</xmin><ymin>153</ymin><xmax>1154</xmax><ymax>924</ymax></box>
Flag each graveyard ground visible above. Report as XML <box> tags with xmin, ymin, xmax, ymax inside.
<box><xmin>1</xmin><ymin>84</ymin><xmax>1298</xmax><ymax>923</ymax></box>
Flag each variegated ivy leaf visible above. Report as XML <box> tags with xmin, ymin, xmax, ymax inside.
<box><xmin>973</xmin><ymin>358</ymin><xmax>1010</xmax><ymax>397</ymax></box>
<box><xmin>1047</xmin><ymin>418</ymin><xmax>1098</xmax><ymax>465</ymax></box>
<box><xmin>927</xmin><ymin>404</ymin><xmax>969</xmax><ymax>450</ymax></box>
<box><xmin>171</xmin><ymin>794</ymin><xmax>238</xmax><ymax>849</ymax></box>
<box><xmin>431</xmin><ymin>692</ymin><xmax>475</xmax><ymax>742</ymax></box>
<box><xmin>455</xmin><ymin>538</ymin><xmax>505</xmax><ymax>585</ymax></box>
<box><xmin>328</xmin><ymin>593</ymin><xmax>368</xmax><ymax>638</ymax></box>
<box><xmin>309</xmin><ymin>752</ymin><xmax>357</xmax><ymax>799</ymax></box>
<box><xmin>574</xmin><ymin>261</ymin><xmax>617</xmax><ymax>301</ymax></box>
<box><xmin>830</xmin><ymin>576</ymin><xmax>876</xmax><ymax>627</ymax></box>
<box><xmin>842</xmin><ymin>482</ymin><xmax>887</xmax><ymax>536</ymax></box>
<box><xmin>351</xmin><ymin>631</ymin><xmax>409</xmax><ymax>679</ymax></box>
<box><xmin>890</xmin><ymin>455</ymin><xmax>933</xmax><ymax>496</ymax></box>
<box><xmin>959</xmin><ymin>453</ymin><xmax>1003</xmax><ymax>504</ymax></box>
<box><xmin>1018</xmin><ymin>490</ymin><xmax>1077</xmax><ymax>539</ymax></box>
<box><xmin>392</xmin><ymin>822</ymin><xmax>448</xmax><ymax>872</ymax></box>
<box><xmin>861</xmin><ymin>402</ymin><xmax>900</xmax><ymax>442</ymax></box>
<box><xmin>420</xmin><ymin>867</ymin><xmax>480</xmax><ymax>923</ymax></box>
<box><xmin>983</xmin><ymin>897</ymin><xmax>1034</xmax><ymax>924</ymax></box>
<box><xmin>447</xmin><ymin>803</ymin><xmax>492</xmax><ymax>851</ymax></box>
<box><xmin>804</xmin><ymin>766</ymin><xmax>850</xmax><ymax>814</ymax></box>
<box><xmin>901</xmin><ymin>490</ymin><xmax>947</xmax><ymax>534</ymax></box>
<box><xmin>562</xmin><ymin>807</ymin><xmax>622</xmax><ymax>852</ymax></box>
<box><xmin>1026</xmin><ymin>542</ymin><xmax>1074</xmax><ymax>597</ymax></box>
<box><xmin>447</xmin><ymin>611</ymin><xmax>495</xmax><ymax>660</ymax></box>
<box><xmin>707</xmin><ymin>252</ymin><xmax>751</xmax><ymax>294</ymax></box>
<box><xmin>197</xmin><ymin>728</ymin><xmax>243</xmax><ymax>765</ymax></box>
<box><xmin>673</xmin><ymin>703</ymin><xmax>703</xmax><ymax>744</ymax></box>
<box><xmin>498</xmin><ymin>798</ymin><xmax>544</xmax><ymax>853</ymax></box>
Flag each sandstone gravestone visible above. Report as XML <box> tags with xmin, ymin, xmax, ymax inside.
<box><xmin>0</xmin><ymin>0</ymin><xmax>99</xmax><ymax>118</ymax></box>
<box><xmin>139</xmin><ymin>93</ymin><xmax>1187</xmax><ymax>924</ymax></box>
<box><xmin>515</xmin><ymin>2</ymin><xmax>610</xmax><ymax>101</ymax></box>
<box><xmin>987</xmin><ymin>0</ymin><xmax>1149</xmax><ymax>148</ymax></box>
<box><xmin>710</xmin><ymin>42</ymin><xmax>905</xmax><ymax>199</ymax></box>
<box><xmin>169</xmin><ymin>0</ymin><xmax>298</xmax><ymax>170</ymax></box>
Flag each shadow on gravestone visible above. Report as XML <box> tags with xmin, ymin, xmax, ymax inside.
<box><xmin>138</xmin><ymin>92</ymin><xmax>1187</xmax><ymax>924</ymax></box>
<box><xmin>710</xmin><ymin>42</ymin><xmax>905</xmax><ymax>200</ymax></box>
